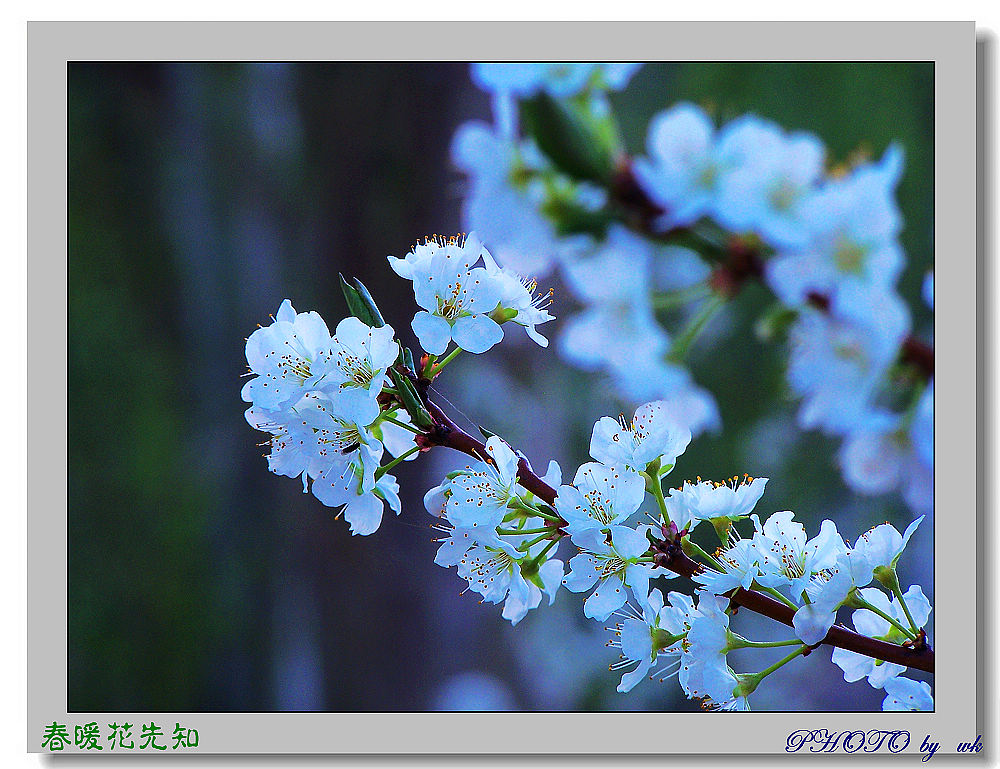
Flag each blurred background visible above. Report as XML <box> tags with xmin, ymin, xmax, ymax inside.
<box><xmin>69</xmin><ymin>61</ymin><xmax>933</xmax><ymax>712</ymax></box>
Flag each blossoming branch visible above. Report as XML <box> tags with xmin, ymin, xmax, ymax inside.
<box><xmin>241</xmin><ymin>229</ymin><xmax>933</xmax><ymax>712</ymax></box>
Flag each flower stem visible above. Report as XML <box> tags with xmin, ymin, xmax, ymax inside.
<box><xmin>644</xmin><ymin>471</ymin><xmax>672</xmax><ymax>526</ymax></box>
<box><xmin>667</xmin><ymin>294</ymin><xmax>725</xmax><ymax>363</ymax></box>
<box><xmin>857</xmin><ymin>596</ymin><xmax>918</xmax><ymax>641</ymax></box>
<box><xmin>510</xmin><ymin>497</ymin><xmax>562</xmax><ymax>522</ymax></box>
<box><xmin>374</xmin><ymin>445</ymin><xmax>421</xmax><ymax>480</ymax></box>
<box><xmin>683</xmin><ymin>539</ymin><xmax>724</xmax><ymax>571</ymax></box>
<box><xmin>731</xmin><ymin>635</ymin><xmax>804</xmax><ymax>650</ymax></box>
<box><xmin>431</xmin><ymin>347</ymin><xmax>463</xmax><ymax>377</ymax></box>
<box><xmin>380</xmin><ymin>414</ymin><xmax>423</xmax><ymax>434</ymax></box>
<box><xmin>651</xmin><ymin>283</ymin><xmax>712</xmax><ymax>311</ymax></box>
<box><xmin>891</xmin><ymin>585</ymin><xmax>921</xmax><ymax>635</ymax></box>
<box><xmin>756</xmin><ymin>645</ymin><xmax>808</xmax><ymax>679</ymax></box>
<box><xmin>421</xmin><ymin>353</ymin><xmax>438</xmax><ymax>379</ymax></box>
<box><xmin>757</xmin><ymin>585</ymin><xmax>798</xmax><ymax>611</ymax></box>
<box><xmin>517</xmin><ymin>531</ymin><xmax>558</xmax><ymax>551</ymax></box>
<box><xmin>497</xmin><ymin>526</ymin><xmax>552</xmax><ymax>536</ymax></box>
<box><xmin>530</xmin><ymin>538</ymin><xmax>560</xmax><ymax>564</ymax></box>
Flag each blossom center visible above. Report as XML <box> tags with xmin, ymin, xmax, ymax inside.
<box><xmin>463</xmin><ymin>548</ymin><xmax>515</xmax><ymax>590</ymax></box>
<box><xmin>834</xmin><ymin>238</ymin><xmax>867</xmax><ymax>274</ymax></box>
<box><xmin>336</xmin><ymin>349</ymin><xmax>376</xmax><ymax>387</ymax></box>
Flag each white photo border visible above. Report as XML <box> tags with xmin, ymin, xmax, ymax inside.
<box><xmin>30</xmin><ymin>20</ymin><xmax>976</xmax><ymax>755</ymax></box>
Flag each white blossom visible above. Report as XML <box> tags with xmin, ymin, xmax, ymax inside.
<box><xmin>831</xmin><ymin>585</ymin><xmax>931</xmax><ymax>689</ymax></box>
<box><xmin>555</xmin><ymin>462</ymin><xmax>645</xmax><ymax>535</ymax></box>
<box><xmin>663</xmin><ymin>476</ymin><xmax>768</xmax><ymax>532</ymax></box>
<box><xmin>242</xmin><ymin>299</ymin><xmax>337</xmax><ymax>411</ymax></box>
<box><xmin>881</xmin><ymin>677</ymin><xmax>933</xmax><ymax>711</ymax></box>
<box><xmin>589</xmin><ymin>400</ymin><xmax>692</xmax><ymax>473</ymax></box>
<box><xmin>562</xmin><ymin>526</ymin><xmax>658</xmax><ymax>621</ymax></box>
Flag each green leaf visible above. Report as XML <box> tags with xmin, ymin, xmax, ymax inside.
<box><xmin>389</xmin><ymin>368</ymin><xmax>433</xmax><ymax>429</ymax></box>
<box><xmin>542</xmin><ymin>194</ymin><xmax>615</xmax><ymax>238</ymax></box>
<box><xmin>478</xmin><ymin>425</ymin><xmax>498</xmax><ymax>441</ymax></box>
<box><xmin>352</xmin><ymin>277</ymin><xmax>386</xmax><ymax>327</ymax></box>
<box><xmin>520</xmin><ymin>93</ymin><xmax>616</xmax><ymax>184</ymax></box>
<box><xmin>401</xmin><ymin>347</ymin><xmax>416</xmax><ymax>374</ymax></box>
<box><xmin>339</xmin><ymin>273</ymin><xmax>386</xmax><ymax>329</ymax></box>
<box><xmin>340</xmin><ymin>274</ymin><xmax>373</xmax><ymax>325</ymax></box>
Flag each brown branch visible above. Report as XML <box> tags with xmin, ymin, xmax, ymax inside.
<box><xmin>649</xmin><ymin>535</ymin><xmax>934</xmax><ymax>674</ymax></box>
<box><xmin>424</xmin><ymin>399</ymin><xmax>558</xmax><ymax>503</ymax></box>
<box><xmin>900</xmin><ymin>336</ymin><xmax>935</xmax><ymax>379</ymax></box>
<box><xmin>421</xmin><ymin>396</ymin><xmax>934</xmax><ymax>675</ymax></box>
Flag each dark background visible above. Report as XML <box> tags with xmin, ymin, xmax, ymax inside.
<box><xmin>69</xmin><ymin>62</ymin><xmax>933</xmax><ymax>712</ymax></box>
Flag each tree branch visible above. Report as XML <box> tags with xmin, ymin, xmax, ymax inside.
<box><xmin>424</xmin><ymin>399</ymin><xmax>558</xmax><ymax>503</ymax></box>
<box><xmin>422</xmin><ymin>396</ymin><xmax>934</xmax><ymax>675</ymax></box>
<box><xmin>649</xmin><ymin>534</ymin><xmax>934</xmax><ymax>674</ymax></box>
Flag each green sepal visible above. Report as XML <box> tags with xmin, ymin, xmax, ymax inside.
<box><xmin>873</xmin><ymin>565</ymin><xmax>900</xmax><ymax>592</ymax></box>
<box><xmin>733</xmin><ymin>672</ymin><xmax>762</xmax><ymax>698</ymax></box>
<box><xmin>479</xmin><ymin>425</ymin><xmax>498</xmax><ymax>441</ymax></box>
<box><xmin>711</xmin><ymin>517</ymin><xmax>734</xmax><ymax>544</ymax></box>
<box><xmin>652</xmin><ymin>628</ymin><xmax>683</xmax><ymax>653</ymax></box>
<box><xmin>537</xmin><ymin>503</ymin><xmax>560</xmax><ymax>519</ymax></box>
<box><xmin>490</xmin><ymin>306</ymin><xmax>519</xmax><ymax>323</ymax></box>
<box><xmin>642</xmin><ymin>459</ymin><xmax>662</xmax><ymax>489</ymax></box>
<box><xmin>389</xmin><ymin>368</ymin><xmax>433</xmax><ymax>429</ymax></box>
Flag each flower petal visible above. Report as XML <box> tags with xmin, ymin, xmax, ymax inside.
<box><xmin>583</xmin><ymin>577</ymin><xmax>628</xmax><ymax>620</ymax></box>
<box><xmin>452</xmin><ymin>314</ymin><xmax>504</xmax><ymax>354</ymax></box>
<box><xmin>411</xmin><ymin>311</ymin><xmax>453</xmax><ymax>355</ymax></box>
<box><xmin>343</xmin><ymin>492</ymin><xmax>384</xmax><ymax>536</ymax></box>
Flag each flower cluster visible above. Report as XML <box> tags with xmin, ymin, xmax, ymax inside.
<box><xmin>241</xmin><ymin>300</ymin><xmax>414</xmax><ymax>535</ymax></box>
<box><xmin>388</xmin><ymin>232</ymin><xmax>555</xmax><ymax>355</ymax></box>
<box><xmin>556</xmin><ymin>402</ymin><xmax>691</xmax><ymax>619</ymax></box>
<box><xmin>451</xmin><ymin>64</ymin><xmax>933</xmax><ymax>515</ymax></box>
<box><xmin>426</xmin><ymin>437</ymin><xmax>565</xmax><ymax>625</ymax></box>
<box><xmin>243</xmin><ymin>230</ymin><xmax>557</xmax><ymax>537</ymax></box>
<box><xmin>606</xmin><ymin>483</ymin><xmax>931</xmax><ymax>710</ymax></box>
<box><xmin>428</xmin><ymin>399</ymin><xmax>692</xmax><ymax>625</ymax></box>
<box><xmin>425</xmin><ymin>396</ymin><xmax>930</xmax><ymax>711</ymax></box>
<box><xmin>635</xmin><ymin>104</ymin><xmax>932</xmax><ymax>513</ymax></box>
<box><xmin>244</xmin><ymin>266</ymin><xmax>933</xmax><ymax>711</ymax></box>
<box><xmin>241</xmin><ymin>65</ymin><xmax>936</xmax><ymax>712</ymax></box>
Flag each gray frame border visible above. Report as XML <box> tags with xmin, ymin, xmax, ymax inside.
<box><xmin>31</xmin><ymin>20</ymin><xmax>975</xmax><ymax>755</ymax></box>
